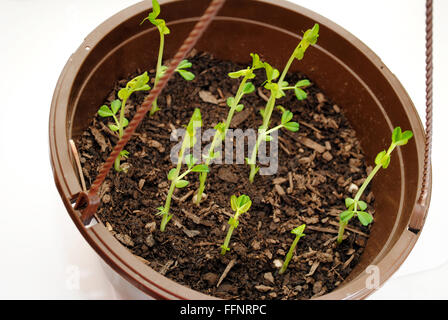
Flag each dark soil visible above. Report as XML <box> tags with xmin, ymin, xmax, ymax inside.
<box><xmin>76</xmin><ymin>52</ymin><xmax>374</xmax><ymax>300</ymax></box>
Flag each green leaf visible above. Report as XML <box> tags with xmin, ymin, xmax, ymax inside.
<box><xmin>264</xmin><ymin>135</ymin><xmax>272</xmax><ymax>142</ymax></box>
<box><xmin>357</xmin><ymin>211</ymin><xmax>374</xmax><ymax>226</ymax></box>
<box><xmin>250</xmin><ymin>53</ymin><xmax>264</xmax><ymax>69</ymax></box>
<box><xmin>191</xmin><ymin>164</ymin><xmax>209</xmax><ymax>173</ymax></box>
<box><xmin>177</xmin><ymin>59</ymin><xmax>192</xmax><ymax>70</ymax></box>
<box><xmin>243</xmin><ymin>82</ymin><xmax>255</xmax><ymax>94</ymax></box>
<box><xmin>228</xmin><ymin>69</ymin><xmax>248</xmax><ymax>79</ymax></box>
<box><xmin>291</xmin><ymin>224</ymin><xmax>306</xmax><ymax>237</ymax></box>
<box><xmin>357</xmin><ymin>201</ymin><xmax>368</xmax><ymax>211</ymax></box>
<box><xmin>151</xmin><ymin>0</ymin><xmax>161</xmax><ymax>18</ymax></box>
<box><xmin>400</xmin><ymin>130</ymin><xmax>414</xmax><ymax>142</ymax></box>
<box><xmin>235</xmin><ymin>104</ymin><xmax>244</xmax><ymax>112</ymax></box>
<box><xmin>110</xmin><ymin>99</ymin><xmax>121</xmax><ymax>114</ymax></box>
<box><xmin>177</xmin><ymin>69</ymin><xmax>195</xmax><ymax>81</ymax></box>
<box><xmin>230</xmin><ymin>195</ymin><xmax>238</xmax><ymax>212</ymax></box>
<box><xmin>167</xmin><ymin>168</ymin><xmax>177</xmax><ymax>181</ymax></box>
<box><xmin>119</xmin><ymin>72</ymin><xmax>151</xmax><ymax>100</ymax></box>
<box><xmin>375</xmin><ymin>151</ymin><xmax>390</xmax><ymax>169</ymax></box>
<box><xmin>392</xmin><ymin>127</ymin><xmax>402</xmax><ymax>144</ymax></box>
<box><xmin>283</xmin><ymin>122</ymin><xmax>299</xmax><ymax>132</ymax></box>
<box><xmin>121</xmin><ymin>117</ymin><xmax>129</xmax><ymax>128</ymax></box>
<box><xmin>175</xmin><ymin>180</ymin><xmax>189</xmax><ymax>188</ymax></box>
<box><xmin>375</xmin><ymin>150</ymin><xmax>386</xmax><ymax>166</ymax></box>
<box><xmin>281</xmin><ymin>110</ymin><xmax>293</xmax><ymax>124</ymax></box>
<box><xmin>98</xmin><ymin>105</ymin><xmax>114</xmax><ymax>117</ymax></box>
<box><xmin>340</xmin><ymin>210</ymin><xmax>355</xmax><ymax>223</ymax></box>
<box><xmin>108</xmin><ymin>124</ymin><xmax>119</xmax><ymax>132</ymax></box>
<box><xmin>226</xmin><ymin>97</ymin><xmax>235</xmax><ymax>107</ymax></box>
<box><xmin>392</xmin><ymin>127</ymin><xmax>413</xmax><ymax>146</ymax></box>
<box><xmin>375</xmin><ymin>151</ymin><xmax>390</xmax><ymax>168</ymax></box>
<box><xmin>264</xmin><ymin>62</ymin><xmax>279</xmax><ymax>82</ymax></box>
<box><xmin>238</xmin><ymin>199</ymin><xmax>252</xmax><ymax>214</ymax></box>
<box><xmin>296</xmin><ymin>79</ymin><xmax>311</xmax><ymax>88</ymax></box>
<box><xmin>236</xmin><ymin>195</ymin><xmax>252</xmax><ymax>213</ymax></box>
<box><xmin>345</xmin><ymin>197</ymin><xmax>355</xmax><ymax>209</ymax></box>
<box><xmin>294</xmin><ymin>87</ymin><xmax>307</xmax><ymax>100</ymax></box>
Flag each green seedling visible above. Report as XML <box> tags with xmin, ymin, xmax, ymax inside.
<box><xmin>221</xmin><ymin>195</ymin><xmax>252</xmax><ymax>255</ymax></box>
<box><xmin>157</xmin><ymin>108</ymin><xmax>209</xmax><ymax>231</ymax></box>
<box><xmin>337</xmin><ymin>127</ymin><xmax>414</xmax><ymax>244</ymax></box>
<box><xmin>247</xmin><ymin>24</ymin><xmax>319</xmax><ymax>182</ymax></box>
<box><xmin>279</xmin><ymin>224</ymin><xmax>306</xmax><ymax>275</ymax></box>
<box><xmin>141</xmin><ymin>0</ymin><xmax>195</xmax><ymax>115</ymax></box>
<box><xmin>98</xmin><ymin>72</ymin><xmax>151</xmax><ymax>171</ymax></box>
<box><xmin>194</xmin><ymin>53</ymin><xmax>264</xmax><ymax>205</ymax></box>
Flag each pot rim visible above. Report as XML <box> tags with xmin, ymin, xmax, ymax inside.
<box><xmin>49</xmin><ymin>0</ymin><xmax>431</xmax><ymax>300</ymax></box>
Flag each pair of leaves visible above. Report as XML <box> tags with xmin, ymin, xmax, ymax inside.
<box><xmin>294</xmin><ymin>79</ymin><xmax>311</xmax><ymax>101</ymax></box>
<box><xmin>230</xmin><ymin>194</ymin><xmax>252</xmax><ymax>214</ymax></box>
<box><xmin>118</xmin><ymin>72</ymin><xmax>151</xmax><ymax>101</ymax></box>
<box><xmin>98</xmin><ymin>100</ymin><xmax>129</xmax><ymax>132</ymax></box>
<box><xmin>175</xmin><ymin>59</ymin><xmax>195</xmax><ymax>81</ymax></box>
<box><xmin>392</xmin><ymin>127</ymin><xmax>413</xmax><ymax>146</ymax></box>
<box><xmin>227</xmin><ymin>53</ymin><xmax>264</xmax><ymax>79</ymax></box>
<box><xmin>281</xmin><ymin>110</ymin><xmax>300</xmax><ymax>132</ymax></box>
<box><xmin>141</xmin><ymin>0</ymin><xmax>170</xmax><ymax>35</ymax></box>
<box><xmin>291</xmin><ymin>224</ymin><xmax>306</xmax><ymax>237</ymax></box>
<box><xmin>340</xmin><ymin>197</ymin><xmax>373</xmax><ymax>226</ymax></box>
<box><xmin>167</xmin><ymin>155</ymin><xmax>209</xmax><ymax>188</ymax></box>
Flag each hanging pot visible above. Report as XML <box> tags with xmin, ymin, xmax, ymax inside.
<box><xmin>49</xmin><ymin>0</ymin><xmax>430</xmax><ymax>299</ymax></box>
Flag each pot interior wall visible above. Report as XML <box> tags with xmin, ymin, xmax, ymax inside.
<box><xmin>66</xmin><ymin>0</ymin><xmax>421</xmax><ymax>295</ymax></box>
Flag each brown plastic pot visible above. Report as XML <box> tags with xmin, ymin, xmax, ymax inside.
<box><xmin>49</xmin><ymin>0</ymin><xmax>430</xmax><ymax>299</ymax></box>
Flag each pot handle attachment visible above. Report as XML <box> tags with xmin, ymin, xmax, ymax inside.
<box><xmin>74</xmin><ymin>0</ymin><xmax>226</xmax><ymax>227</ymax></box>
<box><xmin>408</xmin><ymin>0</ymin><xmax>433</xmax><ymax>233</ymax></box>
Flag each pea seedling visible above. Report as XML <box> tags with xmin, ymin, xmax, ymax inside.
<box><xmin>98</xmin><ymin>72</ymin><xmax>151</xmax><ymax>171</ymax></box>
<box><xmin>279</xmin><ymin>224</ymin><xmax>306</xmax><ymax>275</ymax></box>
<box><xmin>221</xmin><ymin>195</ymin><xmax>252</xmax><ymax>255</ymax></box>
<box><xmin>157</xmin><ymin>108</ymin><xmax>209</xmax><ymax>231</ymax></box>
<box><xmin>337</xmin><ymin>127</ymin><xmax>414</xmax><ymax>244</ymax></box>
<box><xmin>247</xmin><ymin>24</ymin><xmax>319</xmax><ymax>182</ymax></box>
<box><xmin>141</xmin><ymin>0</ymin><xmax>195</xmax><ymax>115</ymax></box>
<box><xmin>194</xmin><ymin>53</ymin><xmax>264</xmax><ymax>205</ymax></box>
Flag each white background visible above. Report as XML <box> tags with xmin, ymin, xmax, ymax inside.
<box><xmin>0</xmin><ymin>0</ymin><xmax>446</xmax><ymax>299</ymax></box>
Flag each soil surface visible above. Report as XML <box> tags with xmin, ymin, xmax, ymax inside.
<box><xmin>76</xmin><ymin>52</ymin><xmax>374</xmax><ymax>300</ymax></box>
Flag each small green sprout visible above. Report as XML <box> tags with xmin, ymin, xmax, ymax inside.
<box><xmin>337</xmin><ymin>127</ymin><xmax>414</xmax><ymax>244</ymax></box>
<box><xmin>247</xmin><ymin>24</ymin><xmax>319</xmax><ymax>182</ymax></box>
<box><xmin>141</xmin><ymin>0</ymin><xmax>195</xmax><ymax>115</ymax></box>
<box><xmin>194</xmin><ymin>53</ymin><xmax>264</xmax><ymax>205</ymax></box>
<box><xmin>98</xmin><ymin>72</ymin><xmax>150</xmax><ymax>171</ymax></box>
<box><xmin>157</xmin><ymin>108</ymin><xmax>209</xmax><ymax>231</ymax></box>
<box><xmin>221</xmin><ymin>195</ymin><xmax>252</xmax><ymax>255</ymax></box>
<box><xmin>279</xmin><ymin>224</ymin><xmax>306</xmax><ymax>275</ymax></box>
